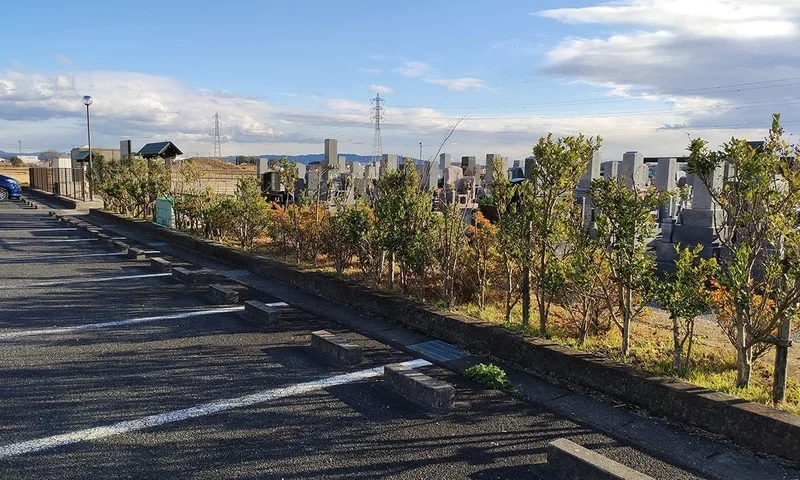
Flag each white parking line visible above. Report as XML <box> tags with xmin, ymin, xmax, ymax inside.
<box><xmin>0</xmin><ymin>238</ymin><xmax>99</xmax><ymax>245</ymax></box>
<box><xmin>0</xmin><ymin>227</ymin><xmax>78</xmax><ymax>232</ymax></box>
<box><xmin>0</xmin><ymin>252</ymin><xmax>127</xmax><ymax>263</ymax></box>
<box><xmin>0</xmin><ymin>358</ymin><xmax>431</xmax><ymax>458</ymax></box>
<box><xmin>0</xmin><ymin>306</ymin><xmax>245</xmax><ymax>339</ymax></box>
<box><xmin>0</xmin><ymin>272</ymin><xmax>172</xmax><ymax>289</ymax></box>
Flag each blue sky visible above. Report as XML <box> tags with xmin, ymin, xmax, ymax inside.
<box><xmin>1</xmin><ymin>0</ymin><xmax>799</xmax><ymax>160</ymax></box>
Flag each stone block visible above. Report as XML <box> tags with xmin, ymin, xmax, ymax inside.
<box><xmin>208</xmin><ymin>284</ymin><xmax>239</xmax><ymax>305</ymax></box>
<box><xmin>439</xmin><ymin>153</ymin><xmax>451</xmax><ymax>171</ymax></box>
<box><xmin>680</xmin><ymin>208</ymin><xmax>724</xmax><ymax>227</ymax></box>
<box><xmin>621</xmin><ymin>151</ymin><xmax>648</xmax><ymax>189</ymax></box>
<box><xmin>112</xmin><ymin>240</ymin><xmax>129</xmax><ymax>254</ymax></box>
<box><xmin>602</xmin><ymin>161</ymin><xmax>620</xmax><ymax>180</ymax></box>
<box><xmin>150</xmin><ymin>257</ymin><xmax>172</xmax><ymax>272</ymax></box>
<box><xmin>578</xmin><ymin>150</ymin><xmax>603</xmax><ymax>190</ymax></box>
<box><xmin>461</xmin><ymin>156</ymin><xmax>476</xmax><ymax>177</ymax></box>
<box><xmin>311</xmin><ymin>330</ymin><xmax>362</xmax><ymax>365</ymax></box>
<box><xmin>242</xmin><ymin>300</ymin><xmax>291</xmax><ymax>326</ymax></box>
<box><xmin>384</xmin><ymin>363</ymin><xmax>454</xmax><ymax>412</ymax></box>
<box><xmin>655</xmin><ymin>157</ymin><xmax>677</xmax><ymax>192</ymax></box>
<box><xmin>172</xmin><ymin>266</ymin><xmax>201</xmax><ymax>284</ymax></box>
<box><xmin>126</xmin><ymin>247</ymin><xmax>147</xmax><ymax>260</ymax></box>
<box><xmin>547</xmin><ymin>438</ymin><xmax>654</xmax><ymax>480</ymax></box>
<box><xmin>671</xmin><ymin>224</ymin><xmax>717</xmax><ymax>247</ymax></box>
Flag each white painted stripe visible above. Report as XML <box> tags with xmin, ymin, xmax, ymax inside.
<box><xmin>0</xmin><ymin>238</ymin><xmax>99</xmax><ymax>245</ymax></box>
<box><xmin>0</xmin><ymin>252</ymin><xmax>126</xmax><ymax>263</ymax></box>
<box><xmin>0</xmin><ymin>227</ymin><xmax>78</xmax><ymax>232</ymax></box>
<box><xmin>0</xmin><ymin>272</ymin><xmax>172</xmax><ymax>289</ymax></box>
<box><xmin>0</xmin><ymin>359</ymin><xmax>431</xmax><ymax>458</ymax></box>
<box><xmin>0</xmin><ymin>306</ymin><xmax>245</xmax><ymax>339</ymax></box>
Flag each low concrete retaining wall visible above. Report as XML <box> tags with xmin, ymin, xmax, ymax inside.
<box><xmin>311</xmin><ymin>330</ymin><xmax>362</xmax><ymax>365</ymax></box>
<box><xmin>547</xmin><ymin>439</ymin><xmax>654</xmax><ymax>480</ymax></box>
<box><xmin>87</xmin><ymin>208</ymin><xmax>800</xmax><ymax>463</ymax></box>
<box><xmin>208</xmin><ymin>284</ymin><xmax>239</xmax><ymax>305</ymax></box>
<box><xmin>385</xmin><ymin>363</ymin><xmax>455</xmax><ymax>412</ymax></box>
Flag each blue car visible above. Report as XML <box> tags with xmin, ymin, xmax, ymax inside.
<box><xmin>0</xmin><ymin>174</ymin><xmax>22</xmax><ymax>201</ymax></box>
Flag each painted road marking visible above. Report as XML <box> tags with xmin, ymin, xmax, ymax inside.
<box><xmin>0</xmin><ymin>252</ymin><xmax>128</xmax><ymax>263</ymax></box>
<box><xmin>408</xmin><ymin>340</ymin><xmax>468</xmax><ymax>362</ymax></box>
<box><xmin>0</xmin><ymin>238</ymin><xmax>99</xmax><ymax>245</ymax></box>
<box><xmin>0</xmin><ymin>306</ymin><xmax>245</xmax><ymax>339</ymax></box>
<box><xmin>0</xmin><ymin>227</ymin><xmax>77</xmax><ymax>232</ymax></box>
<box><xmin>0</xmin><ymin>272</ymin><xmax>172</xmax><ymax>289</ymax></box>
<box><xmin>0</xmin><ymin>358</ymin><xmax>432</xmax><ymax>459</ymax></box>
<box><xmin>266</xmin><ymin>302</ymin><xmax>290</xmax><ymax>307</ymax></box>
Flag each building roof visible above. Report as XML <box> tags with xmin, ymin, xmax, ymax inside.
<box><xmin>74</xmin><ymin>150</ymin><xmax>90</xmax><ymax>161</ymax></box>
<box><xmin>137</xmin><ymin>141</ymin><xmax>183</xmax><ymax>159</ymax></box>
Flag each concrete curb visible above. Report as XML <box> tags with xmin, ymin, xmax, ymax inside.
<box><xmin>150</xmin><ymin>257</ymin><xmax>172</xmax><ymax>272</ymax></box>
<box><xmin>547</xmin><ymin>438</ymin><xmax>654</xmax><ymax>480</ymax></box>
<box><xmin>208</xmin><ymin>284</ymin><xmax>239</xmax><ymax>305</ymax></box>
<box><xmin>385</xmin><ymin>363</ymin><xmax>455</xmax><ymax>412</ymax></box>
<box><xmin>242</xmin><ymin>300</ymin><xmax>291</xmax><ymax>326</ymax></box>
<box><xmin>311</xmin><ymin>330</ymin><xmax>362</xmax><ymax>365</ymax></box>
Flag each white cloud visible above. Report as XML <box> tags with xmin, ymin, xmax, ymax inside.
<box><xmin>425</xmin><ymin>77</ymin><xmax>487</xmax><ymax>91</ymax></box>
<box><xmin>536</xmin><ymin>0</ymin><xmax>800</xmax><ymax>133</ymax></box>
<box><xmin>537</xmin><ymin>0</ymin><xmax>798</xmax><ymax>39</ymax></box>
<box><xmin>370</xmin><ymin>84</ymin><xmax>393</xmax><ymax>94</ymax></box>
<box><xmin>395</xmin><ymin>61</ymin><xmax>432</xmax><ymax>78</ymax></box>
<box><xmin>56</xmin><ymin>54</ymin><xmax>73</xmax><ymax>65</ymax></box>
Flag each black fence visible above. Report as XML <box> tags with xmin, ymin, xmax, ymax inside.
<box><xmin>29</xmin><ymin>167</ymin><xmax>90</xmax><ymax>201</ymax></box>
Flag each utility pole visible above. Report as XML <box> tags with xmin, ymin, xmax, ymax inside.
<box><xmin>371</xmin><ymin>94</ymin><xmax>384</xmax><ymax>165</ymax></box>
<box><xmin>18</xmin><ymin>140</ymin><xmax>22</xmax><ymax>155</ymax></box>
<box><xmin>213</xmin><ymin>113</ymin><xmax>222</xmax><ymax>158</ymax></box>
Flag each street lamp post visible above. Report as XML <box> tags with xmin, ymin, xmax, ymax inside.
<box><xmin>82</xmin><ymin>95</ymin><xmax>94</xmax><ymax>201</ymax></box>
<box><xmin>419</xmin><ymin>142</ymin><xmax>423</xmax><ymax>164</ymax></box>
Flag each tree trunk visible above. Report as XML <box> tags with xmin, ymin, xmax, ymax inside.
<box><xmin>773</xmin><ymin>314</ymin><xmax>792</xmax><ymax>403</ymax></box>
<box><xmin>538</xmin><ymin>249</ymin><xmax>548</xmax><ymax>336</ymax></box>
<box><xmin>672</xmin><ymin>315</ymin><xmax>681</xmax><ymax>373</ymax></box>
<box><xmin>521</xmin><ymin>265</ymin><xmax>531</xmax><ymax>327</ymax></box>
<box><xmin>621</xmin><ymin>285</ymin><xmax>632</xmax><ymax>357</ymax></box>
<box><xmin>684</xmin><ymin>321</ymin><xmax>695</xmax><ymax>371</ymax></box>
<box><xmin>736</xmin><ymin>320</ymin><xmax>752</xmax><ymax>388</ymax></box>
<box><xmin>388</xmin><ymin>253</ymin><xmax>395</xmax><ymax>290</ymax></box>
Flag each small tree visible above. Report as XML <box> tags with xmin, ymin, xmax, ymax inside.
<box><xmin>489</xmin><ymin>156</ymin><xmax>522</xmax><ymax>323</ymax></box>
<box><xmin>230</xmin><ymin>176</ymin><xmax>271</xmax><ymax>250</ymax></box>
<box><xmin>323</xmin><ymin>200</ymin><xmax>372</xmax><ymax>274</ymax></box>
<box><xmin>655</xmin><ymin>244</ymin><xmax>718</xmax><ymax>373</ymax></box>
<box><xmin>467</xmin><ymin>212</ymin><xmax>498</xmax><ymax>310</ymax></box>
<box><xmin>276</xmin><ymin>157</ymin><xmax>299</xmax><ymax>208</ymax></box>
<box><xmin>525</xmin><ymin>133</ymin><xmax>602</xmax><ymax>334</ymax></box>
<box><xmin>590</xmin><ymin>177</ymin><xmax>660</xmax><ymax>357</ymax></box>
<box><xmin>432</xmin><ymin>203</ymin><xmax>468</xmax><ymax>307</ymax></box>
<box><xmin>688</xmin><ymin>115</ymin><xmax>800</xmax><ymax>393</ymax></box>
<box><xmin>9</xmin><ymin>156</ymin><xmax>23</xmax><ymax>167</ymax></box>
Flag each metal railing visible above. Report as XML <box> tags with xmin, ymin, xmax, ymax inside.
<box><xmin>29</xmin><ymin>167</ymin><xmax>89</xmax><ymax>201</ymax></box>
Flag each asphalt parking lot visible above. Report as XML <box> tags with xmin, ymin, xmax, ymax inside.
<box><xmin>0</xmin><ymin>199</ymin><xmax>776</xmax><ymax>479</ymax></box>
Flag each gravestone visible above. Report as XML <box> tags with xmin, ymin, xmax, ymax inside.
<box><xmin>462</xmin><ymin>156</ymin><xmax>477</xmax><ymax>177</ymax></box>
<box><xmin>602</xmin><ymin>161</ymin><xmax>620</xmax><ymax>180</ymax></box>
<box><xmin>380</xmin><ymin>154</ymin><xmax>398</xmax><ymax>177</ymax></box>
<box><xmin>439</xmin><ymin>153</ymin><xmax>451</xmax><ymax>171</ymax></box>
<box><xmin>620</xmin><ymin>151</ymin><xmax>647</xmax><ymax>189</ymax></box>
